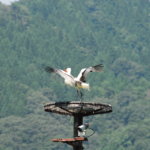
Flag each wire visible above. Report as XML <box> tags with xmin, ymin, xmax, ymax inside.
<box><xmin>86</xmin><ymin>128</ymin><xmax>95</xmax><ymax>138</ymax></box>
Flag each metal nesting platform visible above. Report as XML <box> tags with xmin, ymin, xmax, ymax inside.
<box><xmin>44</xmin><ymin>101</ymin><xmax>112</xmax><ymax>150</ymax></box>
<box><xmin>44</xmin><ymin>101</ymin><xmax>112</xmax><ymax>116</ymax></box>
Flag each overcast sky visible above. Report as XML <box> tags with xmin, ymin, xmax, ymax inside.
<box><xmin>0</xmin><ymin>0</ymin><xmax>19</xmax><ymax>5</ymax></box>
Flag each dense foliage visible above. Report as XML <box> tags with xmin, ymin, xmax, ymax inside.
<box><xmin>0</xmin><ymin>0</ymin><xmax>149</xmax><ymax>149</ymax></box>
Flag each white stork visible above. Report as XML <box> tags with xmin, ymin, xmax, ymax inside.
<box><xmin>45</xmin><ymin>64</ymin><xmax>104</xmax><ymax>100</ymax></box>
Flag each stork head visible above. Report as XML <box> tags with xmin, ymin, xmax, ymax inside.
<box><xmin>64</xmin><ymin>68</ymin><xmax>71</xmax><ymax>74</ymax></box>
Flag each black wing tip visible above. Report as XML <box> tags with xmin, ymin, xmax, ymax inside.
<box><xmin>45</xmin><ymin>66</ymin><xmax>55</xmax><ymax>73</ymax></box>
<box><xmin>93</xmin><ymin>64</ymin><xmax>104</xmax><ymax>71</ymax></box>
<box><xmin>99</xmin><ymin>64</ymin><xmax>104</xmax><ymax>66</ymax></box>
<box><xmin>94</xmin><ymin>64</ymin><xmax>104</xmax><ymax>68</ymax></box>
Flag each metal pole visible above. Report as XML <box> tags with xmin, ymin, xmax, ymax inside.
<box><xmin>73</xmin><ymin>114</ymin><xmax>84</xmax><ymax>150</ymax></box>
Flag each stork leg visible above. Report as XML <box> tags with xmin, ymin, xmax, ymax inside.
<box><xmin>76</xmin><ymin>89</ymin><xmax>80</xmax><ymax>100</ymax></box>
<box><xmin>79</xmin><ymin>90</ymin><xmax>84</xmax><ymax>102</ymax></box>
<box><xmin>76</xmin><ymin>89</ymin><xmax>84</xmax><ymax>102</ymax></box>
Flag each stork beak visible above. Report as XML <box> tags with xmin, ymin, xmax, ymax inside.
<box><xmin>64</xmin><ymin>69</ymin><xmax>67</xmax><ymax>72</ymax></box>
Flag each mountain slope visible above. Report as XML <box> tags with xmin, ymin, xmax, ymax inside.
<box><xmin>0</xmin><ymin>0</ymin><xmax>149</xmax><ymax>150</ymax></box>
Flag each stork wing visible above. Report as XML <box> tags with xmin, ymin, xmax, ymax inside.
<box><xmin>45</xmin><ymin>66</ymin><xmax>75</xmax><ymax>83</ymax></box>
<box><xmin>78</xmin><ymin>64</ymin><xmax>104</xmax><ymax>82</ymax></box>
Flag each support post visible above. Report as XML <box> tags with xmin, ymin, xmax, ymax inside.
<box><xmin>73</xmin><ymin>114</ymin><xmax>84</xmax><ymax>150</ymax></box>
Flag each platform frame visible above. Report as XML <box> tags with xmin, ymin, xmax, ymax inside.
<box><xmin>44</xmin><ymin>101</ymin><xmax>112</xmax><ymax>150</ymax></box>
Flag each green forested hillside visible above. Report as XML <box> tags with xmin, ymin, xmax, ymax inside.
<box><xmin>0</xmin><ymin>0</ymin><xmax>150</xmax><ymax>150</ymax></box>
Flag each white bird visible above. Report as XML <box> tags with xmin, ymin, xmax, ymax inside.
<box><xmin>45</xmin><ymin>64</ymin><xmax>104</xmax><ymax>100</ymax></box>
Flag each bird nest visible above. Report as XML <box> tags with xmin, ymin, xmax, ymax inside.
<box><xmin>44</xmin><ymin>101</ymin><xmax>112</xmax><ymax>116</ymax></box>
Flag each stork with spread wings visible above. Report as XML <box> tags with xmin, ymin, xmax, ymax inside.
<box><xmin>45</xmin><ymin>64</ymin><xmax>104</xmax><ymax>101</ymax></box>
